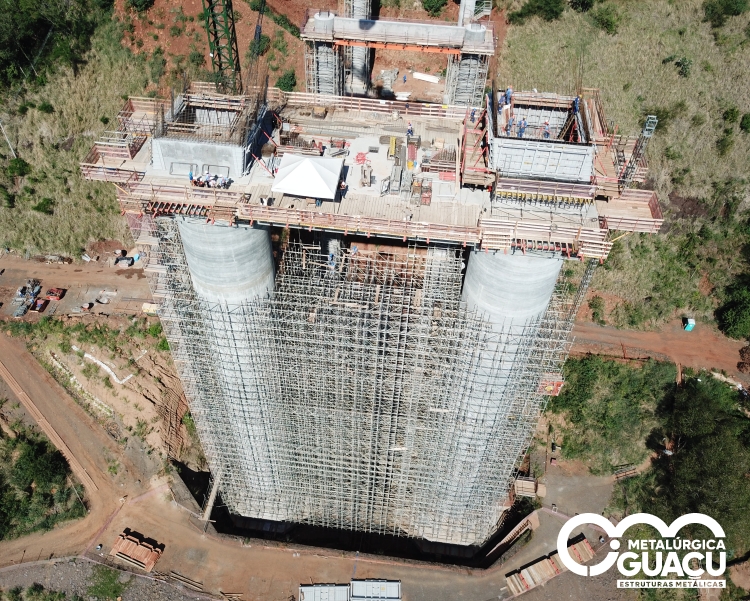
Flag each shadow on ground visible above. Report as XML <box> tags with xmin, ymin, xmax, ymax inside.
<box><xmin>173</xmin><ymin>460</ymin><xmax>537</xmax><ymax>568</ymax></box>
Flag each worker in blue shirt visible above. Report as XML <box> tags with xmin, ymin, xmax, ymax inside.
<box><xmin>505</xmin><ymin>86</ymin><xmax>513</xmax><ymax>106</ymax></box>
<box><xmin>543</xmin><ymin>121</ymin><xmax>550</xmax><ymax>139</ymax></box>
<box><xmin>518</xmin><ymin>118</ymin><xmax>527</xmax><ymax>138</ymax></box>
<box><xmin>506</xmin><ymin>116</ymin><xmax>514</xmax><ymax>136</ymax></box>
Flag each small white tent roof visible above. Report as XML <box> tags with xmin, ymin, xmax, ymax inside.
<box><xmin>271</xmin><ymin>154</ymin><xmax>343</xmax><ymax>200</ymax></box>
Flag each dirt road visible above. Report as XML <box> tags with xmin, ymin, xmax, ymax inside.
<box><xmin>0</xmin><ymin>254</ymin><xmax>151</xmax><ymax>318</ymax></box>
<box><xmin>0</xmin><ymin>334</ymin><xmax>144</xmax><ymax>564</ymax></box>
<box><xmin>572</xmin><ymin>318</ymin><xmax>747</xmax><ymax>384</ymax></box>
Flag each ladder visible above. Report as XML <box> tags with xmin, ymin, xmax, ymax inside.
<box><xmin>202</xmin><ymin>0</ymin><xmax>242</xmax><ymax>94</ymax></box>
<box><xmin>619</xmin><ymin>115</ymin><xmax>657</xmax><ymax>187</ymax></box>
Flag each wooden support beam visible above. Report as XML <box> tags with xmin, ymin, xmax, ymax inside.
<box><xmin>333</xmin><ymin>40</ymin><xmax>461</xmax><ymax>54</ymax></box>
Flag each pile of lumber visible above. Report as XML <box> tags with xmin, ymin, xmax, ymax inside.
<box><xmin>505</xmin><ymin>538</ymin><xmax>594</xmax><ymax>597</ymax></box>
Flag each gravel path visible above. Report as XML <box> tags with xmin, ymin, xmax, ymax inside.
<box><xmin>0</xmin><ymin>558</ymin><xmax>210</xmax><ymax>601</ymax></box>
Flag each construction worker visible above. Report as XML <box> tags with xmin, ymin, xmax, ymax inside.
<box><xmin>573</xmin><ymin>96</ymin><xmax>580</xmax><ymax>115</ymax></box>
<box><xmin>403</xmin><ymin>74</ymin><xmax>407</xmax><ymax>84</ymax></box>
<box><xmin>407</xmin><ymin>122</ymin><xmax>414</xmax><ymax>136</ymax></box>
<box><xmin>518</xmin><ymin>117</ymin><xmax>527</xmax><ymax>138</ymax></box>
<box><xmin>505</xmin><ymin>86</ymin><xmax>513</xmax><ymax>106</ymax></box>
<box><xmin>506</xmin><ymin>115</ymin><xmax>514</xmax><ymax>137</ymax></box>
<box><xmin>543</xmin><ymin>121</ymin><xmax>550</xmax><ymax>139</ymax></box>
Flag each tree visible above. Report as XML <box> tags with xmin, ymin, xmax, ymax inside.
<box><xmin>275</xmin><ymin>69</ymin><xmax>296</xmax><ymax>92</ymax></box>
<box><xmin>648</xmin><ymin>376</ymin><xmax>750</xmax><ymax>554</ymax></box>
<box><xmin>422</xmin><ymin>0</ymin><xmax>447</xmax><ymax>16</ymax></box>
<box><xmin>570</xmin><ymin>0</ymin><xmax>594</xmax><ymax>11</ymax></box>
<box><xmin>717</xmin><ymin>287</ymin><xmax>750</xmax><ymax>339</ymax></box>
<box><xmin>248</xmin><ymin>33</ymin><xmax>270</xmax><ymax>59</ymax></box>
<box><xmin>508</xmin><ymin>0</ymin><xmax>566</xmax><ymax>24</ymax></box>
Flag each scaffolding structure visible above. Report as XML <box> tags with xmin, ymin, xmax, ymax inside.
<box><xmin>305</xmin><ymin>42</ymin><xmax>343</xmax><ymax>96</ymax></box>
<box><xmin>154</xmin><ymin>94</ymin><xmax>256</xmax><ymax>146</ymax></box>
<box><xmin>340</xmin><ymin>0</ymin><xmax>371</xmax><ymax>95</ymax></box>
<box><xmin>129</xmin><ymin>212</ymin><xmax>595</xmax><ymax>546</ymax></box>
<box><xmin>446</xmin><ymin>54</ymin><xmax>489</xmax><ymax>107</ymax></box>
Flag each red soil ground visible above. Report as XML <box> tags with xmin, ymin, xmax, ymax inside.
<box><xmin>114</xmin><ymin>0</ymin><xmax>505</xmax><ymax>98</ymax></box>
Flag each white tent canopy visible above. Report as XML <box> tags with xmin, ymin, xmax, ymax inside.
<box><xmin>271</xmin><ymin>154</ymin><xmax>344</xmax><ymax>200</ymax></box>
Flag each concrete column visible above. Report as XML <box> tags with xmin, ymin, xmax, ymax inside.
<box><xmin>413</xmin><ymin>251</ymin><xmax>563</xmax><ymax>544</ymax></box>
<box><xmin>175</xmin><ymin>218</ymin><xmax>282</xmax><ymax>521</ymax></box>
<box><xmin>177</xmin><ymin>218</ymin><xmax>274</xmax><ymax>305</ymax></box>
<box><xmin>461</xmin><ymin>251</ymin><xmax>562</xmax><ymax>327</ymax></box>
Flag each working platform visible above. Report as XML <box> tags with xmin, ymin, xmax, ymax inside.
<box><xmin>81</xmin><ymin>86</ymin><xmax>664</xmax><ymax>260</ymax></box>
<box><xmin>300</xmin><ymin>10</ymin><xmax>495</xmax><ymax>55</ymax></box>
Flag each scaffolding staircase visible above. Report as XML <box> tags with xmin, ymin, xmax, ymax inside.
<box><xmin>202</xmin><ymin>0</ymin><xmax>242</xmax><ymax>94</ymax></box>
<box><xmin>619</xmin><ymin>115</ymin><xmax>657</xmax><ymax>188</ymax></box>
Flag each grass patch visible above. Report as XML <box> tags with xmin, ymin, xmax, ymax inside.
<box><xmin>548</xmin><ymin>355</ymin><xmax>676</xmax><ymax>473</ymax></box>
<box><xmin>182</xmin><ymin>412</ymin><xmax>197</xmax><ymax>436</ymax></box>
<box><xmin>87</xmin><ymin>566</ymin><xmax>129</xmax><ymax>600</ymax></box>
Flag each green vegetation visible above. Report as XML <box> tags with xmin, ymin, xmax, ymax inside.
<box><xmin>125</xmin><ymin>0</ymin><xmax>155</xmax><ymax>12</ymax></box>
<box><xmin>245</xmin><ymin>0</ymin><xmax>300</xmax><ymax>37</ymax></box>
<box><xmin>86</xmin><ymin>566</ymin><xmax>129</xmax><ymax>600</ymax></box>
<box><xmin>717</xmin><ymin>285</ymin><xmax>750</xmax><ymax>338</ymax></box>
<box><xmin>703</xmin><ymin>0</ymin><xmax>749</xmax><ymax>27</ymax></box>
<box><xmin>570</xmin><ymin>0</ymin><xmax>594</xmax><ymax>12</ymax></box>
<box><xmin>0</xmin><ymin>0</ymin><xmax>108</xmax><ymax>89</ymax></box>
<box><xmin>590</xmin><ymin>4</ymin><xmax>621</xmax><ymax>35</ymax></box>
<box><xmin>508</xmin><ymin>0</ymin><xmax>566</xmax><ymax>24</ymax></box>
<box><xmin>555</xmin><ymin>356</ymin><xmax>750</xmax><ymax>557</ymax></box>
<box><xmin>182</xmin><ymin>412</ymin><xmax>197</xmax><ymax>436</ymax></box>
<box><xmin>276</xmin><ymin>69</ymin><xmax>297</xmax><ymax>92</ymax></box>
<box><xmin>6</xmin><ymin>159</ymin><xmax>31</xmax><ymax>178</ymax></box>
<box><xmin>608</xmin><ymin>373</ymin><xmax>750</xmax><ymax>556</ymax></box>
<box><xmin>0</xmin><ymin>584</ymin><xmax>84</xmax><ymax>600</ymax></box>
<box><xmin>0</xmin><ymin>429</ymin><xmax>86</xmax><ymax>540</ymax></box>
<box><xmin>741</xmin><ymin>113</ymin><xmax>750</xmax><ymax>132</ymax></box>
<box><xmin>422</xmin><ymin>0</ymin><xmax>448</xmax><ymax>16</ymax></box>
<box><xmin>549</xmin><ymin>355</ymin><xmax>676</xmax><ymax>473</ymax></box>
<box><xmin>0</xmin><ymin>13</ymin><xmax>146</xmax><ymax>255</ymax></box>
<box><xmin>248</xmin><ymin>33</ymin><xmax>271</xmax><ymax>59</ymax></box>
<box><xmin>148</xmin><ymin>47</ymin><xmax>167</xmax><ymax>83</ymax></box>
<box><xmin>5</xmin><ymin>315</ymin><xmax>167</xmax><ymax>354</ymax></box>
<box><xmin>31</xmin><ymin>198</ymin><xmax>55</xmax><ymax>215</ymax></box>
<box><xmin>588</xmin><ymin>295</ymin><xmax>605</xmax><ymax>324</ymax></box>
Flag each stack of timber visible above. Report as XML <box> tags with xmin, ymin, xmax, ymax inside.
<box><xmin>505</xmin><ymin>538</ymin><xmax>594</xmax><ymax>597</ymax></box>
